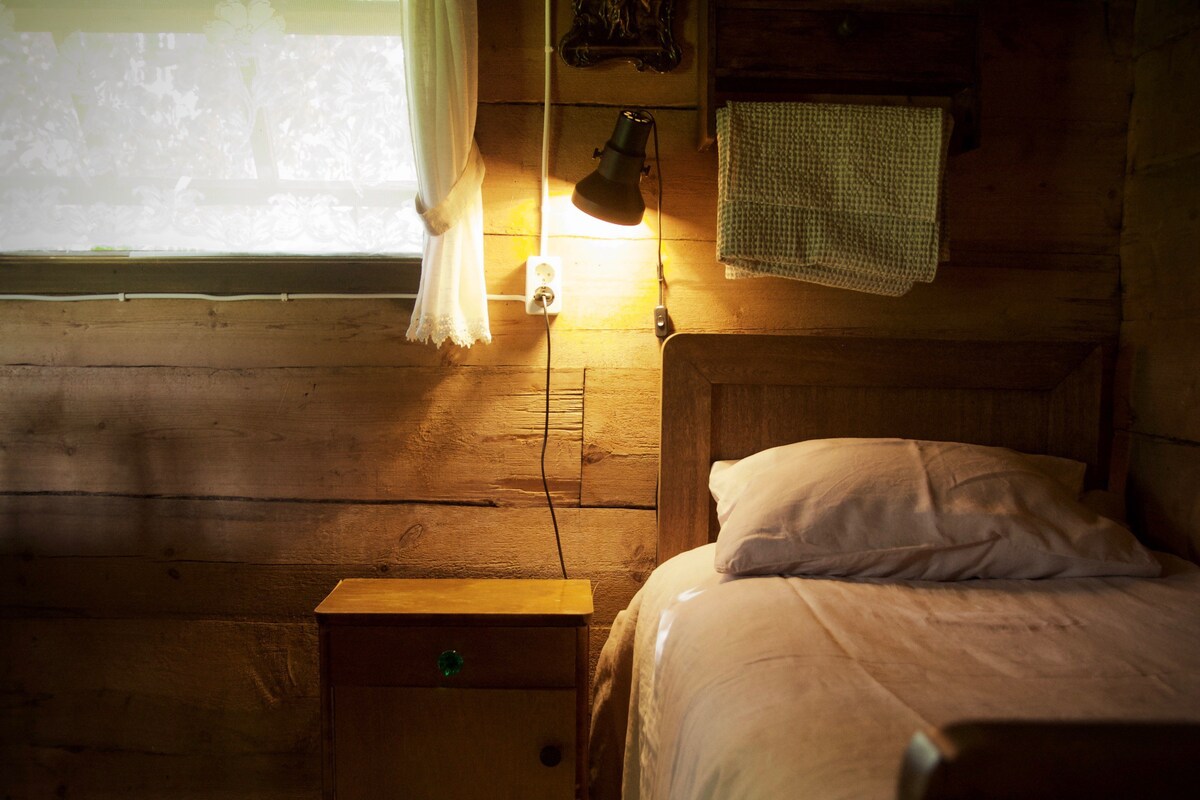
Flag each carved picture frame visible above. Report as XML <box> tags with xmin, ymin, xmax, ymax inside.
<box><xmin>559</xmin><ymin>0</ymin><xmax>681</xmax><ymax>73</ymax></box>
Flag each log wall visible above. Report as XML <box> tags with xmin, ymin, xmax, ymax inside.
<box><xmin>1121</xmin><ymin>0</ymin><xmax>1200</xmax><ymax>560</ymax></box>
<box><xmin>0</xmin><ymin>1</ymin><xmax>1136</xmax><ymax>796</ymax></box>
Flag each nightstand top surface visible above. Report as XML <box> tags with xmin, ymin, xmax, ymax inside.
<box><xmin>315</xmin><ymin>578</ymin><xmax>593</xmax><ymax>624</ymax></box>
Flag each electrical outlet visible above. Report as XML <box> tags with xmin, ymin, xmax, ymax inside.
<box><xmin>525</xmin><ymin>255</ymin><xmax>563</xmax><ymax>315</ymax></box>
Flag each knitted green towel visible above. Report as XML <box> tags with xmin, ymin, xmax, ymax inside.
<box><xmin>717</xmin><ymin>101</ymin><xmax>950</xmax><ymax>296</ymax></box>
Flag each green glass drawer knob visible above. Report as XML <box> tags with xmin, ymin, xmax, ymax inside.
<box><xmin>436</xmin><ymin>649</ymin><xmax>464</xmax><ymax>677</ymax></box>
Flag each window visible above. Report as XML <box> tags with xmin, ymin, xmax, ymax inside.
<box><xmin>0</xmin><ymin>0</ymin><xmax>423</xmax><ymax>263</ymax></box>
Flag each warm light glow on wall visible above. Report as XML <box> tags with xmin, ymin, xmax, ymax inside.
<box><xmin>552</xmin><ymin>195</ymin><xmax>654</xmax><ymax>239</ymax></box>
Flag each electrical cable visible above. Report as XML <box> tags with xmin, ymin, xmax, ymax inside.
<box><xmin>539</xmin><ymin>0</ymin><xmax>552</xmax><ymax>258</ymax></box>
<box><xmin>535</xmin><ymin>0</ymin><xmax>566</xmax><ymax>579</ymax></box>
<box><xmin>650</xmin><ymin>113</ymin><xmax>664</xmax><ymax>308</ymax></box>
<box><xmin>538</xmin><ymin>292</ymin><xmax>567</xmax><ymax>580</ymax></box>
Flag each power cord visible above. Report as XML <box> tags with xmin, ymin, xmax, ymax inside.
<box><xmin>536</xmin><ymin>0</ymin><xmax>565</xmax><ymax>579</ymax></box>
<box><xmin>536</xmin><ymin>289</ymin><xmax>567</xmax><ymax>580</ymax></box>
<box><xmin>643</xmin><ymin>111</ymin><xmax>670</xmax><ymax>338</ymax></box>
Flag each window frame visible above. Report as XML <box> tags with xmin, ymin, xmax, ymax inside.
<box><xmin>1</xmin><ymin>0</ymin><xmax>423</xmax><ymax>294</ymax></box>
<box><xmin>0</xmin><ymin>254</ymin><xmax>421</xmax><ymax>296</ymax></box>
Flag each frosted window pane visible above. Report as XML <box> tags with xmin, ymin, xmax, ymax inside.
<box><xmin>0</xmin><ymin>1</ymin><xmax>423</xmax><ymax>256</ymax></box>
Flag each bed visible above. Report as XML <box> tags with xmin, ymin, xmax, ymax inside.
<box><xmin>590</xmin><ymin>334</ymin><xmax>1200</xmax><ymax>800</ymax></box>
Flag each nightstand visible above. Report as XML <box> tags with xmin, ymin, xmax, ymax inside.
<box><xmin>316</xmin><ymin>578</ymin><xmax>593</xmax><ymax>800</ymax></box>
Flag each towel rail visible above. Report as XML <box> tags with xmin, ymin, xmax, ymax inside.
<box><xmin>698</xmin><ymin>0</ymin><xmax>981</xmax><ymax>154</ymax></box>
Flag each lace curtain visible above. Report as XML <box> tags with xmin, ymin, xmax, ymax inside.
<box><xmin>400</xmin><ymin>0</ymin><xmax>490</xmax><ymax>347</ymax></box>
<box><xmin>0</xmin><ymin>0</ymin><xmax>424</xmax><ymax>256</ymax></box>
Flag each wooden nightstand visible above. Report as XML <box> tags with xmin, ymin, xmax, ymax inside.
<box><xmin>316</xmin><ymin>578</ymin><xmax>593</xmax><ymax>800</ymax></box>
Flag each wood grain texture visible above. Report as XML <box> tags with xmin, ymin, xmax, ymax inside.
<box><xmin>898</xmin><ymin>721</ymin><xmax>1200</xmax><ymax>800</ymax></box>
<box><xmin>1121</xmin><ymin>155</ymin><xmax>1200</xmax><ymax>322</ymax></box>
<box><xmin>0</xmin><ymin>557</ymin><xmax>637</xmax><ymax>640</ymax></box>
<box><xmin>1127</xmin><ymin>434</ymin><xmax>1200</xmax><ymax>561</ymax></box>
<box><xmin>581</xmin><ymin>369</ymin><xmax>660</xmax><ymax>508</ymax></box>
<box><xmin>1120</xmin><ymin>4</ymin><xmax>1200</xmax><ymax>565</ymax></box>
<box><xmin>1134</xmin><ymin>0</ymin><xmax>1200</xmax><ymax>53</ymax></box>
<box><xmin>1047</xmin><ymin>345</ymin><xmax>1109</xmax><ymax>483</ymax></box>
<box><xmin>982</xmin><ymin>0</ymin><xmax>1133</xmax><ymax>123</ymax></box>
<box><xmin>0</xmin><ymin>0</ymin><xmax>1147</xmax><ymax>795</ymax></box>
<box><xmin>332</xmin><ymin>687</ymin><xmax>576</xmax><ymax>800</ymax></box>
<box><xmin>663</xmin><ymin>334</ymin><xmax>1101</xmax><ymax>390</ymax></box>
<box><xmin>702</xmin><ymin>0</ymin><xmax>981</xmax><ymax>151</ymax></box>
<box><xmin>0</xmin><ymin>496</ymin><xmax>654</xmax><ymax>626</ymax></box>
<box><xmin>713</xmin><ymin>6</ymin><xmax>976</xmax><ymax>83</ymax></box>
<box><xmin>671</xmin><ymin>264</ymin><xmax>1119</xmax><ymax>343</ymax></box>
<box><xmin>0</xmin><ymin>256</ymin><xmax>421</xmax><ymax>296</ymax></box>
<box><xmin>710</xmin><ymin>385</ymin><xmax>1052</xmax><ymax>457</ymax></box>
<box><xmin>658</xmin><ymin>345</ymin><xmax>713</xmax><ymax>564</ymax></box>
<box><xmin>1120</xmin><ymin>320</ymin><xmax>1200</xmax><ymax>443</ymax></box>
<box><xmin>0</xmin><ymin>248</ymin><xmax>1118</xmax><ymax>372</ymax></box>
<box><xmin>478</xmin><ymin>101</ymin><xmax>1129</xmax><ymax>259</ymax></box>
<box><xmin>316</xmin><ymin>578</ymin><xmax>593</xmax><ymax>623</ymax></box>
<box><xmin>320</xmin><ymin>578</ymin><xmax>589</xmax><ymax>799</ymax></box>
<box><xmin>0</xmin><ymin>365</ymin><xmax>583</xmax><ymax>505</ymax></box>
<box><xmin>327</xmin><ymin>624</ymin><xmax>578</xmax><ymax>688</ymax></box>
<box><xmin>3</xmin><ymin>748</ymin><xmax>320</xmax><ymax>800</ymax></box>
<box><xmin>1128</xmin><ymin>25</ymin><xmax>1200</xmax><ymax>171</ymax></box>
<box><xmin>1</xmin><ymin>619</ymin><xmax>318</xmax><ymax>753</ymax></box>
<box><xmin>2</xmin><ymin>622</ymin><xmax>597</xmax><ymax>799</ymax></box>
<box><xmin>944</xmin><ymin>117</ymin><xmax>1127</xmax><ymax>256</ymax></box>
<box><xmin>478</xmin><ymin>104</ymin><xmax>718</xmax><ymax>245</ymax></box>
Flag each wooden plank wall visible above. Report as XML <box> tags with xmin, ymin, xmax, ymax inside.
<box><xmin>1121</xmin><ymin>0</ymin><xmax>1200</xmax><ymax>560</ymax></box>
<box><xmin>0</xmin><ymin>1</ymin><xmax>1132</xmax><ymax>796</ymax></box>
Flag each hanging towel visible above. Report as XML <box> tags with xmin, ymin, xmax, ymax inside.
<box><xmin>717</xmin><ymin>101</ymin><xmax>951</xmax><ymax>296</ymax></box>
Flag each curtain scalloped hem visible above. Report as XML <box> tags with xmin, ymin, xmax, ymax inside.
<box><xmin>405</xmin><ymin>314</ymin><xmax>492</xmax><ymax>349</ymax></box>
<box><xmin>400</xmin><ymin>0</ymin><xmax>489</xmax><ymax>350</ymax></box>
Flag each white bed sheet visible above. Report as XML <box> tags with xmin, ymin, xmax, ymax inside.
<box><xmin>590</xmin><ymin>545</ymin><xmax>1200</xmax><ymax>800</ymax></box>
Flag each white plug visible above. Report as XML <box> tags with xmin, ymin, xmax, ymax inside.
<box><xmin>525</xmin><ymin>255</ymin><xmax>563</xmax><ymax>315</ymax></box>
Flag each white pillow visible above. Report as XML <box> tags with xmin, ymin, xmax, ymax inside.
<box><xmin>1022</xmin><ymin>454</ymin><xmax>1087</xmax><ymax>497</ymax></box>
<box><xmin>710</xmin><ymin>438</ymin><xmax>1160</xmax><ymax>580</ymax></box>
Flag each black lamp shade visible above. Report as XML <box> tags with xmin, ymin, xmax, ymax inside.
<box><xmin>572</xmin><ymin>109</ymin><xmax>653</xmax><ymax>226</ymax></box>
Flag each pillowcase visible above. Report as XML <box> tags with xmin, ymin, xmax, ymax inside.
<box><xmin>1021</xmin><ymin>454</ymin><xmax>1087</xmax><ymax>497</ymax></box>
<box><xmin>710</xmin><ymin>438</ymin><xmax>1160</xmax><ymax>580</ymax></box>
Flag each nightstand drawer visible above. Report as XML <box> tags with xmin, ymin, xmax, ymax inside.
<box><xmin>317</xmin><ymin>579</ymin><xmax>593</xmax><ymax>799</ymax></box>
<box><xmin>327</xmin><ymin>624</ymin><xmax>577</xmax><ymax>688</ymax></box>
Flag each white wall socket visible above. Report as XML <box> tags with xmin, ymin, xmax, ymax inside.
<box><xmin>525</xmin><ymin>255</ymin><xmax>563</xmax><ymax>315</ymax></box>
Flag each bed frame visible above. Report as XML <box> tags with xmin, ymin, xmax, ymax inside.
<box><xmin>657</xmin><ymin>334</ymin><xmax>1116</xmax><ymax>564</ymax></box>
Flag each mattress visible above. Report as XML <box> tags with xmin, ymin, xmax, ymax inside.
<box><xmin>590</xmin><ymin>545</ymin><xmax>1200</xmax><ymax>800</ymax></box>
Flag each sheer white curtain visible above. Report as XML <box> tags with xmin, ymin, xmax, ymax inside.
<box><xmin>400</xmin><ymin>0</ymin><xmax>490</xmax><ymax>348</ymax></box>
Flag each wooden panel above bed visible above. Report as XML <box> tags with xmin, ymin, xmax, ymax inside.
<box><xmin>698</xmin><ymin>0</ymin><xmax>982</xmax><ymax>152</ymax></box>
<box><xmin>658</xmin><ymin>335</ymin><xmax>1112</xmax><ymax>563</ymax></box>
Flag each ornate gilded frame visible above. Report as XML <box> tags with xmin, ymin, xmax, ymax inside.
<box><xmin>559</xmin><ymin>0</ymin><xmax>681</xmax><ymax>73</ymax></box>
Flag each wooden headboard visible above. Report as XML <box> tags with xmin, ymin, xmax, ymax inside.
<box><xmin>658</xmin><ymin>335</ymin><xmax>1114</xmax><ymax>564</ymax></box>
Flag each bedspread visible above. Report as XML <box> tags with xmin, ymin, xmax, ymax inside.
<box><xmin>590</xmin><ymin>545</ymin><xmax>1200</xmax><ymax>800</ymax></box>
